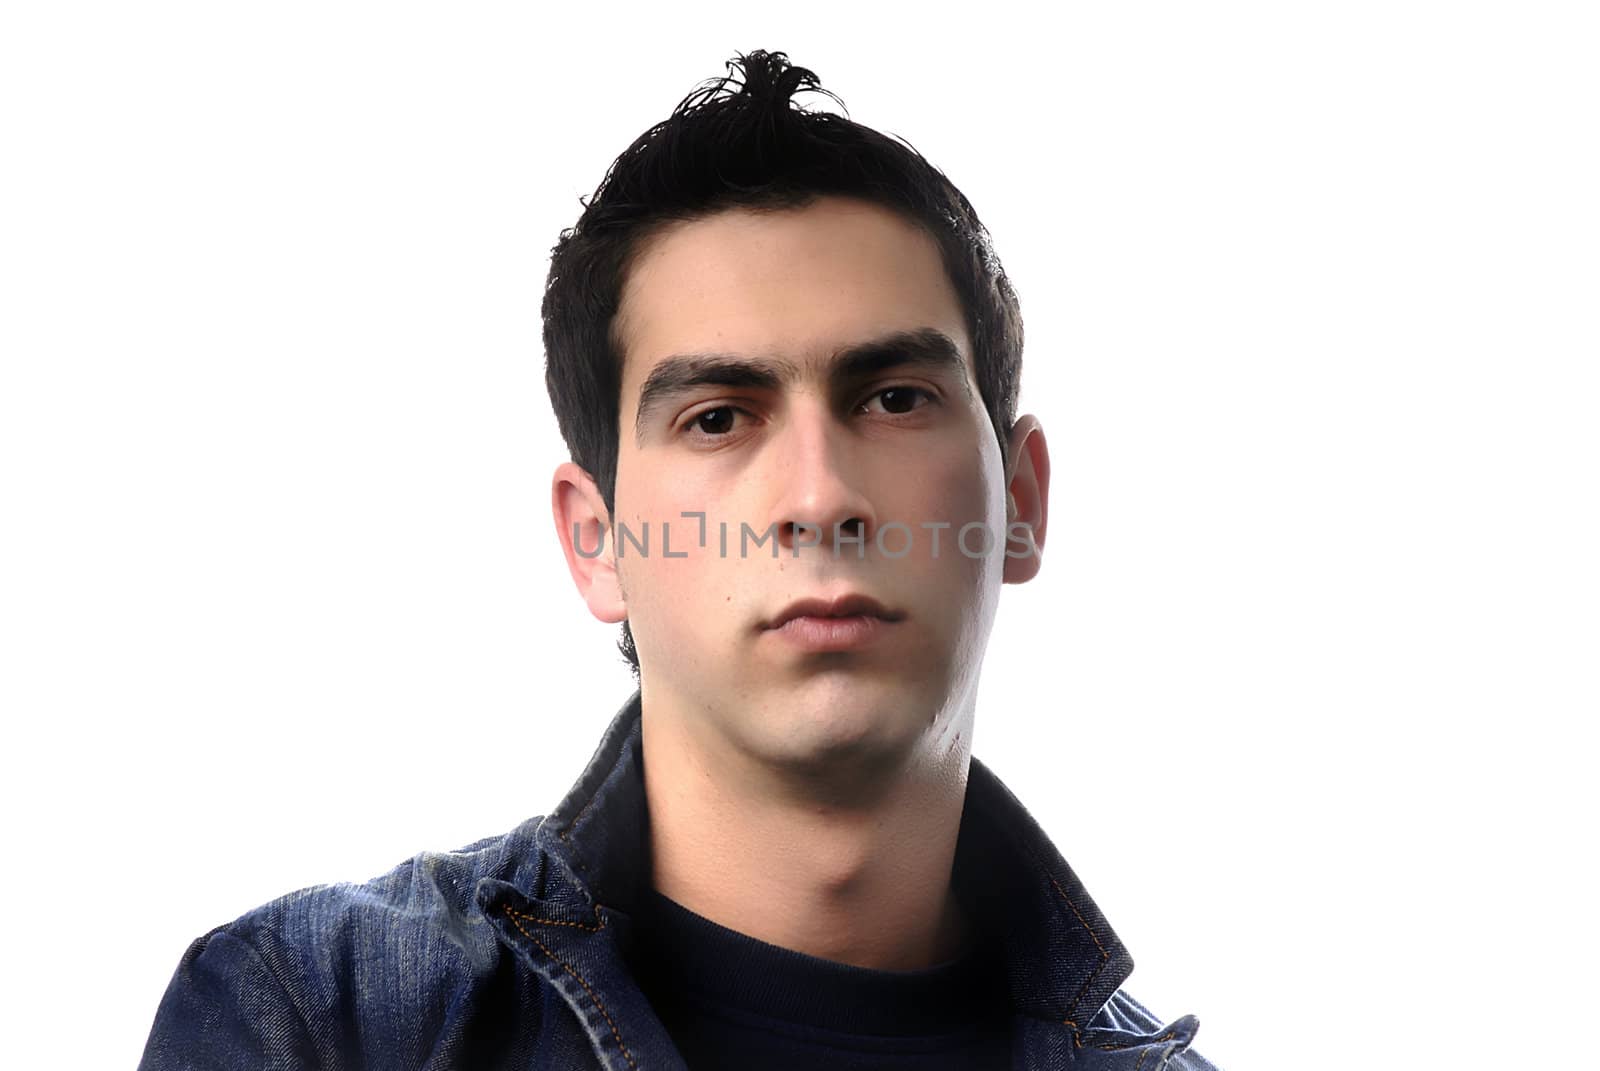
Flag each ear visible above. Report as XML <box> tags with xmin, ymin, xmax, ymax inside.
<box><xmin>552</xmin><ymin>462</ymin><xmax>628</xmax><ymax>624</ymax></box>
<box><xmin>1001</xmin><ymin>414</ymin><xmax>1050</xmax><ymax>584</ymax></box>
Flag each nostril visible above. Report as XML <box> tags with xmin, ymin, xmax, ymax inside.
<box><xmin>776</xmin><ymin>515</ymin><xmax>874</xmax><ymax>550</ymax></box>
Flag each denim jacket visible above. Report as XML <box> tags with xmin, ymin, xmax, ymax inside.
<box><xmin>140</xmin><ymin>691</ymin><xmax>1219</xmax><ymax>1070</ymax></box>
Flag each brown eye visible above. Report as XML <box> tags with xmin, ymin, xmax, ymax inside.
<box><xmin>685</xmin><ymin>406</ymin><xmax>744</xmax><ymax>438</ymax></box>
<box><xmin>862</xmin><ymin>387</ymin><xmax>932</xmax><ymax>416</ymax></box>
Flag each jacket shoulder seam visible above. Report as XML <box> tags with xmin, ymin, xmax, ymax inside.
<box><xmin>205</xmin><ymin>925</ymin><xmax>323</xmax><ymax>1068</ymax></box>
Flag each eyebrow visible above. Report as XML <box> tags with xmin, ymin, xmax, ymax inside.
<box><xmin>632</xmin><ymin>327</ymin><xmax>970</xmax><ymax>443</ymax></box>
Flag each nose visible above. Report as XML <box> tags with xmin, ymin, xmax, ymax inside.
<box><xmin>768</xmin><ymin>399</ymin><xmax>878</xmax><ymax>556</ymax></box>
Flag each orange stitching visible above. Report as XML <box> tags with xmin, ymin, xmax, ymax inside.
<box><xmin>1133</xmin><ymin>1045</ymin><xmax>1151</xmax><ymax>1071</ymax></box>
<box><xmin>503</xmin><ymin>907</ymin><xmax>636</xmax><ymax>1070</ymax></box>
<box><xmin>1049</xmin><ymin>875</ymin><xmax>1110</xmax><ymax>1027</ymax></box>
<box><xmin>1092</xmin><ymin>1029</ymin><xmax>1177</xmax><ymax>1052</ymax></box>
<box><xmin>557</xmin><ymin>791</ymin><xmax>601</xmax><ymax>842</ymax></box>
<box><xmin>503</xmin><ymin>905</ymin><xmax>606</xmax><ymax>933</ymax></box>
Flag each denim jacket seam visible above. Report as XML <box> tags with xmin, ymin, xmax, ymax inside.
<box><xmin>1085</xmin><ymin>1028</ymin><xmax>1179</xmax><ymax>1052</ymax></box>
<box><xmin>501</xmin><ymin>905</ymin><xmax>637</xmax><ymax>1070</ymax></box>
<box><xmin>217</xmin><ymin>924</ymin><xmax>323</xmax><ymax>1070</ymax></box>
<box><xmin>1047</xmin><ymin>874</ymin><xmax>1112</xmax><ymax>1041</ymax></box>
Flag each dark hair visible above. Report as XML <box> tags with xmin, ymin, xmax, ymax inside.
<box><xmin>543</xmin><ymin>50</ymin><xmax>1025</xmax><ymax>678</ymax></box>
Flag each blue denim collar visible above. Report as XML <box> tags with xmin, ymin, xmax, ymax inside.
<box><xmin>475</xmin><ymin>689</ymin><xmax>1135</xmax><ymax>1069</ymax></box>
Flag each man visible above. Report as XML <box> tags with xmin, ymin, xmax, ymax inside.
<box><xmin>141</xmin><ymin>50</ymin><xmax>1219</xmax><ymax>1070</ymax></box>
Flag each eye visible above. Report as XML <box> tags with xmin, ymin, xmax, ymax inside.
<box><xmin>860</xmin><ymin>386</ymin><xmax>934</xmax><ymax>416</ymax></box>
<box><xmin>680</xmin><ymin>405</ymin><xmax>749</xmax><ymax>439</ymax></box>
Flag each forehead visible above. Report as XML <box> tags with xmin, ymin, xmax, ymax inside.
<box><xmin>614</xmin><ymin>197</ymin><xmax>973</xmax><ymax>415</ymax></box>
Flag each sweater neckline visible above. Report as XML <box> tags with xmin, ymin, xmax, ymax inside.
<box><xmin>625</xmin><ymin>887</ymin><xmax>1012</xmax><ymax>1039</ymax></box>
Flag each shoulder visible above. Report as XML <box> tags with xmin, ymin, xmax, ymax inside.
<box><xmin>142</xmin><ymin>817</ymin><xmax>552</xmax><ymax>1069</ymax></box>
<box><xmin>231</xmin><ymin>816</ymin><xmax>547</xmax><ymax>995</ymax></box>
<box><xmin>238</xmin><ymin>820</ymin><xmax>538</xmax><ymax>955</ymax></box>
<box><xmin>1081</xmin><ymin>988</ymin><xmax>1225</xmax><ymax>1071</ymax></box>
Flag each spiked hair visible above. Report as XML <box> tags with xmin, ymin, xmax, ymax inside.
<box><xmin>542</xmin><ymin>50</ymin><xmax>1024</xmax><ymax>676</ymax></box>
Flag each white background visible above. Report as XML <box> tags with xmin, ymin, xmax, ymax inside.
<box><xmin>3</xmin><ymin>3</ymin><xmax>1596</xmax><ymax>1068</ymax></box>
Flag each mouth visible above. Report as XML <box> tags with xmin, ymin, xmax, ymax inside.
<box><xmin>765</xmin><ymin>593</ymin><xmax>904</xmax><ymax>630</ymax></box>
<box><xmin>763</xmin><ymin>593</ymin><xmax>905</xmax><ymax>653</ymax></box>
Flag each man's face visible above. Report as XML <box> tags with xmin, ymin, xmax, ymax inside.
<box><xmin>606</xmin><ymin>196</ymin><xmax>1022</xmax><ymax>775</ymax></box>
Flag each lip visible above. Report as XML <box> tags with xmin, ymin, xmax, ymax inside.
<box><xmin>763</xmin><ymin>593</ymin><xmax>905</xmax><ymax>654</ymax></box>
<box><xmin>770</xmin><ymin>614</ymin><xmax>892</xmax><ymax>652</ymax></box>
<box><xmin>765</xmin><ymin>593</ymin><xmax>904</xmax><ymax>631</ymax></box>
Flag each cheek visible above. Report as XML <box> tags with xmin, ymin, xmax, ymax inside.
<box><xmin>877</xmin><ymin>440</ymin><xmax>1006</xmax><ymax>600</ymax></box>
<box><xmin>618</xmin><ymin>452</ymin><xmax>728</xmax><ymax>533</ymax></box>
<box><xmin>611</xmin><ymin>497</ymin><xmax>740</xmax><ymax>631</ymax></box>
<box><xmin>887</xmin><ymin>439</ymin><xmax>1000</xmax><ymax>529</ymax></box>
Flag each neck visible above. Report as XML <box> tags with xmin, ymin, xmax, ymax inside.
<box><xmin>639</xmin><ymin>688</ymin><xmax>975</xmax><ymax>971</ymax></box>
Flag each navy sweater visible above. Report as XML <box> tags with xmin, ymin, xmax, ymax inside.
<box><xmin>627</xmin><ymin>889</ymin><xmax>1013</xmax><ymax>1069</ymax></box>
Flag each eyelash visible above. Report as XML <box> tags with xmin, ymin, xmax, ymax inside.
<box><xmin>679</xmin><ymin>386</ymin><xmax>936</xmax><ymax>440</ymax></box>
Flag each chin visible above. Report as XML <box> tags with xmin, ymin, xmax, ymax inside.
<box><xmin>760</xmin><ymin>674</ymin><xmax>945</xmax><ymax>770</ymax></box>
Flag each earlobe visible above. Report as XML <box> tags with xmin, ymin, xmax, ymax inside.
<box><xmin>1001</xmin><ymin>415</ymin><xmax>1051</xmax><ymax>585</ymax></box>
<box><xmin>552</xmin><ymin>462</ymin><xmax>629</xmax><ymax>624</ymax></box>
